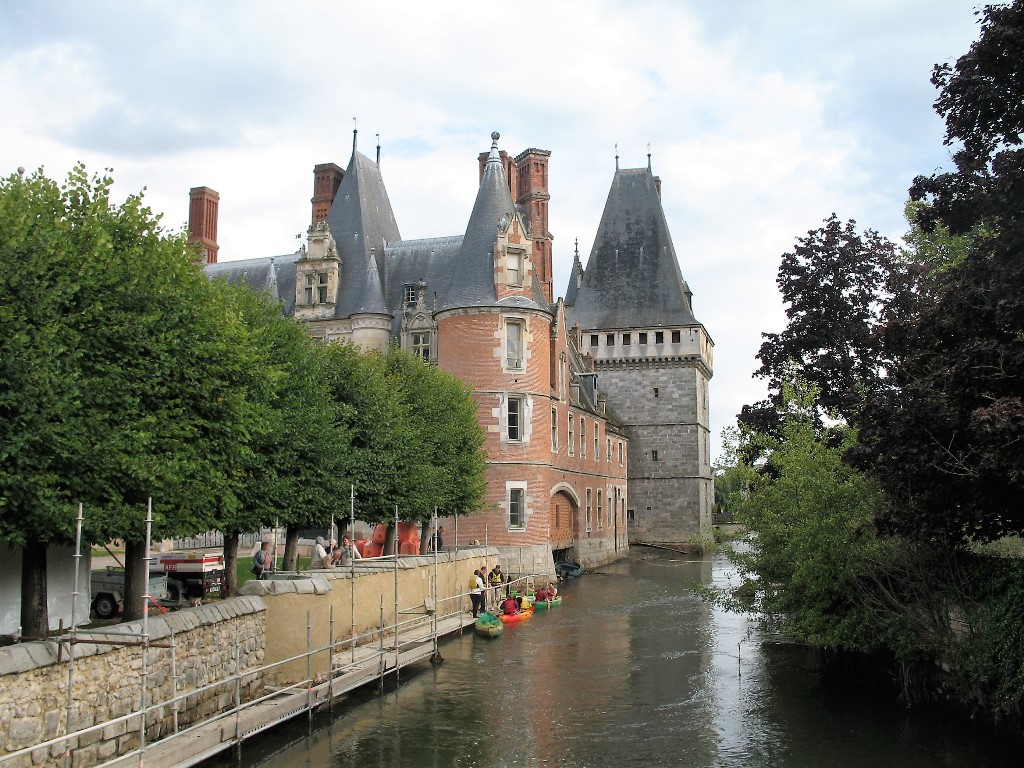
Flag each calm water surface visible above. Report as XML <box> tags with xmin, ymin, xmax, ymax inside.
<box><xmin>208</xmin><ymin>550</ymin><xmax>1022</xmax><ymax>767</ymax></box>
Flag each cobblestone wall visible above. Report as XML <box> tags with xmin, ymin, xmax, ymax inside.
<box><xmin>0</xmin><ymin>596</ymin><xmax>266</xmax><ymax>768</ymax></box>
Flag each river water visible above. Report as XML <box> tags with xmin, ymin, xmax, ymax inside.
<box><xmin>207</xmin><ymin>550</ymin><xmax>1022</xmax><ymax>767</ymax></box>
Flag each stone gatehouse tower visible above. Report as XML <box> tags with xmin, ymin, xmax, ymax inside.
<box><xmin>564</xmin><ymin>160</ymin><xmax>714</xmax><ymax>546</ymax></box>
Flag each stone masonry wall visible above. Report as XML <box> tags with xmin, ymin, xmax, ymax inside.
<box><xmin>597</xmin><ymin>360</ymin><xmax>713</xmax><ymax>544</ymax></box>
<box><xmin>0</xmin><ymin>597</ymin><xmax>266</xmax><ymax>768</ymax></box>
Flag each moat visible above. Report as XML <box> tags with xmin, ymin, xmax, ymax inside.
<box><xmin>206</xmin><ymin>549</ymin><xmax>1023</xmax><ymax>767</ymax></box>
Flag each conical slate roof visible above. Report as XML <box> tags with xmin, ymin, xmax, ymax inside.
<box><xmin>353</xmin><ymin>254</ymin><xmax>390</xmax><ymax>316</ymax></box>
<box><xmin>442</xmin><ymin>132</ymin><xmax>547</xmax><ymax>312</ymax></box>
<box><xmin>568</xmin><ymin>167</ymin><xmax>697</xmax><ymax>329</ymax></box>
<box><xmin>324</xmin><ymin>139</ymin><xmax>401</xmax><ymax>319</ymax></box>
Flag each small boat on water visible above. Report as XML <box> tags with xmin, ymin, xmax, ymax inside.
<box><xmin>475</xmin><ymin>612</ymin><xmax>504</xmax><ymax>637</ymax></box>
<box><xmin>498</xmin><ymin>607</ymin><xmax>534</xmax><ymax>624</ymax></box>
<box><xmin>532</xmin><ymin>596</ymin><xmax>563</xmax><ymax>610</ymax></box>
<box><xmin>554</xmin><ymin>561</ymin><xmax>582</xmax><ymax>578</ymax></box>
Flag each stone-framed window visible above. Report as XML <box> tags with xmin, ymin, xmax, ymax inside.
<box><xmin>623</xmin><ymin>332</ymin><xmax>631</xmax><ymax>346</ymax></box>
<box><xmin>590</xmin><ymin>334</ymin><xmax>599</xmax><ymax>347</ymax></box>
<box><xmin>580</xmin><ymin>418</ymin><xmax>586</xmax><ymax>458</ymax></box>
<box><xmin>551</xmin><ymin>407</ymin><xmax>558</xmax><ymax>452</ymax></box>
<box><xmin>655</xmin><ymin>331</ymin><xmax>664</xmax><ymax>344</ymax></box>
<box><xmin>403</xmin><ymin>284</ymin><xmax>417</xmax><ymax>305</ymax></box>
<box><xmin>597</xmin><ymin>489</ymin><xmax>603</xmax><ymax>530</ymax></box>
<box><xmin>507</xmin><ymin>395</ymin><xmax>525</xmax><ymax>442</ymax></box>
<box><xmin>606</xmin><ymin>437</ymin><xmax>612</xmax><ymax>462</ymax></box>
<box><xmin>585</xmin><ymin>488</ymin><xmax>593</xmax><ymax>532</ymax></box>
<box><xmin>672</xmin><ymin>330</ymin><xmax>681</xmax><ymax>343</ymax></box>
<box><xmin>505</xmin><ymin>319</ymin><xmax>525</xmax><ymax>370</ymax></box>
<box><xmin>594</xmin><ymin>423</ymin><xmax>600</xmax><ymax>462</ymax></box>
<box><xmin>606</xmin><ymin>333</ymin><xmax>614</xmax><ymax>346</ymax></box>
<box><xmin>507</xmin><ymin>483</ymin><xmax>526</xmax><ymax>529</ymax></box>
<box><xmin>568</xmin><ymin>414</ymin><xmax>575</xmax><ymax>456</ymax></box>
<box><xmin>507</xmin><ymin>250</ymin><xmax>524</xmax><ymax>286</ymax></box>
<box><xmin>639</xmin><ymin>332</ymin><xmax>648</xmax><ymax>344</ymax></box>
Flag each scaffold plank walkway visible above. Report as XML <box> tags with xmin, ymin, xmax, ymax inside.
<box><xmin>99</xmin><ymin>612</ymin><xmax>476</xmax><ymax>768</ymax></box>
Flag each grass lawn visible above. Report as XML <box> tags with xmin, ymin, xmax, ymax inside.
<box><xmin>236</xmin><ymin>555</ymin><xmax>312</xmax><ymax>587</ymax></box>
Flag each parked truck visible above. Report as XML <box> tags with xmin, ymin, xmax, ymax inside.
<box><xmin>90</xmin><ymin>568</ymin><xmax>172</xmax><ymax>620</ymax></box>
<box><xmin>150</xmin><ymin>551</ymin><xmax>224</xmax><ymax>601</ymax></box>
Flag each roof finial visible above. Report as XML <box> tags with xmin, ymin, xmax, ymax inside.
<box><xmin>574</xmin><ymin>237</ymin><xmax>579</xmax><ymax>260</ymax></box>
<box><xmin>647</xmin><ymin>142</ymin><xmax>652</xmax><ymax>171</ymax></box>
<box><xmin>615</xmin><ymin>143</ymin><xmax>619</xmax><ymax>171</ymax></box>
<box><xmin>487</xmin><ymin>131</ymin><xmax>502</xmax><ymax>166</ymax></box>
<box><xmin>351</xmin><ymin>117</ymin><xmax>358</xmax><ymax>157</ymax></box>
<box><xmin>376</xmin><ymin>133</ymin><xmax>381</xmax><ymax>165</ymax></box>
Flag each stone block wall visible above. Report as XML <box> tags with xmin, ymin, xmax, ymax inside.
<box><xmin>0</xmin><ymin>597</ymin><xmax>266</xmax><ymax>768</ymax></box>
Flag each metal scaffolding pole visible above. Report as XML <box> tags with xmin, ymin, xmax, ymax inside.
<box><xmin>63</xmin><ymin>503</ymin><xmax>83</xmax><ymax>768</ymax></box>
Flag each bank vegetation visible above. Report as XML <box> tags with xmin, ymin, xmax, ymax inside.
<box><xmin>714</xmin><ymin>1</ymin><xmax>1024</xmax><ymax>724</ymax></box>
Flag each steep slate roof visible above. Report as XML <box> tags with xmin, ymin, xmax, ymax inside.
<box><xmin>324</xmin><ymin>143</ymin><xmax>402</xmax><ymax>320</ymax></box>
<box><xmin>206</xmin><ymin>253</ymin><xmax>300</xmax><ymax>315</ymax></box>
<box><xmin>441</xmin><ymin>133</ymin><xmax>548</xmax><ymax>313</ymax></box>
<box><xmin>567</xmin><ymin>167</ymin><xmax>697</xmax><ymax>329</ymax></box>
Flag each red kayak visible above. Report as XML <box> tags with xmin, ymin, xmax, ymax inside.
<box><xmin>499</xmin><ymin>607</ymin><xmax>534</xmax><ymax>624</ymax></box>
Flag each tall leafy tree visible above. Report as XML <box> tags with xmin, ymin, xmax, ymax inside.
<box><xmin>858</xmin><ymin>0</ymin><xmax>1024</xmax><ymax>543</ymax></box>
<box><xmin>0</xmin><ymin>166</ymin><xmax>268</xmax><ymax>628</ymax></box>
<box><xmin>319</xmin><ymin>344</ymin><xmax>421</xmax><ymax>530</ymax></box>
<box><xmin>209</xmin><ymin>283</ymin><xmax>357</xmax><ymax>592</ymax></box>
<box><xmin>739</xmin><ymin>215</ymin><xmax>909</xmax><ymax>453</ymax></box>
<box><xmin>384</xmin><ymin>350</ymin><xmax>487</xmax><ymax>550</ymax></box>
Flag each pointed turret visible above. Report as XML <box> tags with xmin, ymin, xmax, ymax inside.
<box><xmin>324</xmin><ymin>128</ymin><xmax>401</xmax><ymax>320</ymax></box>
<box><xmin>351</xmin><ymin>253</ymin><xmax>392</xmax><ymax>352</ymax></box>
<box><xmin>442</xmin><ymin>132</ymin><xmax>547</xmax><ymax>312</ymax></box>
<box><xmin>569</xmin><ymin>167</ymin><xmax>696</xmax><ymax>329</ymax></box>
<box><xmin>564</xmin><ymin>238</ymin><xmax>584</xmax><ymax>307</ymax></box>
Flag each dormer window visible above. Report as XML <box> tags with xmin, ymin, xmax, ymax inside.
<box><xmin>412</xmin><ymin>332</ymin><xmax>431</xmax><ymax>361</ymax></box>
<box><xmin>404</xmin><ymin>284</ymin><xmax>417</xmax><ymax>305</ymax></box>
<box><xmin>507</xmin><ymin>250</ymin><xmax>523</xmax><ymax>286</ymax></box>
<box><xmin>302</xmin><ymin>271</ymin><xmax>330</xmax><ymax>305</ymax></box>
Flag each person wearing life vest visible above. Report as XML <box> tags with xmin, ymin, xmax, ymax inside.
<box><xmin>488</xmin><ymin>566</ymin><xmax>503</xmax><ymax>604</ymax></box>
<box><xmin>501</xmin><ymin>595</ymin><xmax>519</xmax><ymax>615</ymax></box>
<box><xmin>534</xmin><ymin>586</ymin><xmax>549</xmax><ymax>603</ymax></box>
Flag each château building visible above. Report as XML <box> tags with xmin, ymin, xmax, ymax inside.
<box><xmin>197</xmin><ymin>130</ymin><xmax>711</xmax><ymax>568</ymax></box>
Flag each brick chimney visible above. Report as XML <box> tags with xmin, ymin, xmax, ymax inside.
<box><xmin>188</xmin><ymin>186</ymin><xmax>219</xmax><ymax>265</ymax></box>
<box><xmin>514</xmin><ymin>148</ymin><xmax>553</xmax><ymax>303</ymax></box>
<box><xmin>312</xmin><ymin>163</ymin><xmax>344</xmax><ymax>225</ymax></box>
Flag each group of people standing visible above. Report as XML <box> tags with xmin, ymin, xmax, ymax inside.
<box><xmin>468</xmin><ymin>564</ymin><xmax>508</xmax><ymax>617</ymax></box>
<box><xmin>314</xmin><ymin>535</ymin><xmax>362</xmax><ymax>568</ymax></box>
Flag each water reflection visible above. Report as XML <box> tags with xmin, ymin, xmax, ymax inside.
<box><xmin>207</xmin><ymin>550</ymin><xmax>1022</xmax><ymax>768</ymax></box>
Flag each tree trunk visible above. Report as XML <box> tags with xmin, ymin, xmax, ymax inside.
<box><xmin>121</xmin><ymin>540</ymin><xmax>148</xmax><ymax>622</ymax></box>
<box><xmin>20</xmin><ymin>537</ymin><xmax>48</xmax><ymax>639</ymax></box>
<box><xmin>383</xmin><ymin>524</ymin><xmax>397</xmax><ymax>557</ymax></box>
<box><xmin>419</xmin><ymin>520</ymin><xmax>431</xmax><ymax>555</ymax></box>
<box><xmin>223</xmin><ymin>532</ymin><xmax>240</xmax><ymax>596</ymax></box>
<box><xmin>283</xmin><ymin>527</ymin><xmax>300</xmax><ymax>571</ymax></box>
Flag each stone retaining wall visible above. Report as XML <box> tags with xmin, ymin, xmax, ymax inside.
<box><xmin>0</xmin><ymin>597</ymin><xmax>266</xmax><ymax>768</ymax></box>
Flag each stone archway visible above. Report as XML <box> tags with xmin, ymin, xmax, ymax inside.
<box><xmin>549</xmin><ymin>489</ymin><xmax>578</xmax><ymax>549</ymax></box>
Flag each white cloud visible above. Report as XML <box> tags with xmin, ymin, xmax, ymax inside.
<box><xmin>0</xmin><ymin>0</ymin><xmax>984</xmax><ymax>462</ymax></box>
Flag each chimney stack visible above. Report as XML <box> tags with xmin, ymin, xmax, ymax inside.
<box><xmin>312</xmin><ymin>163</ymin><xmax>345</xmax><ymax>225</ymax></box>
<box><xmin>188</xmin><ymin>186</ymin><xmax>220</xmax><ymax>265</ymax></box>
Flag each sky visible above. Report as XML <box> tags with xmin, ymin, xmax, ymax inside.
<box><xmin>0</xmin><ymin>0</ymin><xmax>985</xmax><ymax>463</ymax></box>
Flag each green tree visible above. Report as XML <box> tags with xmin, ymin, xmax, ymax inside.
<box><xmin>384</xmin><ymin>350</ymin><xmax>487</xmax><ymax>551</ymax></box>
<box><xmin>209</xmin><ymin>283</ymin><xmax>354</xmax><ymax>592</ymax></box>
<box><xmin>739</xmin><ymin>215</ymin><xmax>911</xmax><ymax>457</ymax></box>
<box><xmin>729</xmin><ymin>381</ymin><xmax>890</xmax><ymax>650</ymax></box>
<box><xmin>0</xmin><ymin>165</ymin><xmax>270</xmax><ymax>629</ymax></box>
<box><xmin>319</xmin><ymin>344</ymin><xmax>421</xmax><ymax>532</ymax></box>
<box><xmin>858</xmin><ymin>0</ymin><xmax>1024</xmax><ymax>544</ymax></box>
